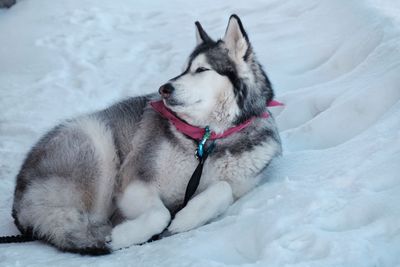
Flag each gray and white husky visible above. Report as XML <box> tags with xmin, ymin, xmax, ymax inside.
<box><xmin>11</xmin><ymin>15</ymin><xmax>281</xmax><ymax>255</ymax></box>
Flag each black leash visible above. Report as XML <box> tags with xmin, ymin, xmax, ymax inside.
<box><xmin>0</xmin><ymin>234</ymin><xmax>35</xmax><ymax>243</ymax></box>
<box><xmin>150</xmin><ymin>127</ymin><xmax>216</xmax><ymax>242</ymax></box>
<box><xmin>182</xmin><ymin>139</ymin><xmax>215</xmax><ymax>208</ymax></box>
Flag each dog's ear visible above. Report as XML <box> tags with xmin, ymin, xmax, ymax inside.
<box><xmin>223</xmin><ymin>14</ymin><xmax>250</xmax><ymax>61</ymax></box>
<box><xmin>195</xmin><ymin>21</ymin><xmax>212</xmax><ymax>45</ymax></box>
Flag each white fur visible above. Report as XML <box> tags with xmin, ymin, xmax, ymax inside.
<box><xmin>118</xmin><ymin>181</ymin><xmax>162</xmax><ymax>219</ymax></box>
<box><xmin>18</xmin><ymin>177</ymin><xmax>91</xmax><ymax>247</ymax></box>
<box><xmin>152</xmin><ymin>138</ymin><xmax>198</xmax><ymax>207</ymax></box>
<box><xmin>111</xmin><ymin>181</ymin><xmax>170</xmax><ymax>250</ymax></box>
<box><xmin>195</xmin><ymin>25</ymin><xmax>204</xmax><ymax>45</ymax></box>
<box><xmin>224</xmin><ymin>16</ymin><xmax>248</xmax><ymax>61</ymax></box>
<box><xmin>167</xmin><ymin>54</ymin><xmax>240</xmax><ymax>133</ymax></box>
<box><xmin>168</xmin><ymin>181</ymin><xmax>233</xmax><ymax>233</ymax></box>
<box><xmin>71</xmin><ymin>117</ymin><xmax>118</xmax><ymax>220</ymax></box>
<box><xmin>211</xmin><ymin>135</ymin><xmax>282</xmax><ymax>198</ymax></box>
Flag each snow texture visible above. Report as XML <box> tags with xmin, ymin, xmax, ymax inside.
<box><xmin>1</xmin><ymin>0</ymin><xmax>400</xmax><ymax>266</ymax></box>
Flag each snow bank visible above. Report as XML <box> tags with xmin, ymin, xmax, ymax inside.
<box><xmin>1</xmin><ymin>0</ymin><xmax>400</xmax><ymax>266</ymax></box>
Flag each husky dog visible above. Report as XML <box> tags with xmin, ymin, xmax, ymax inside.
<box><xmin>10</xmin><ymin>15</ymin><xmax>281</xmax><ymax>255</ymax></box>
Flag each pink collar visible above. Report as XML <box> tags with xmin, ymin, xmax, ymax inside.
<box><xmin>150</xmin><ymin>100</ymin><xmax>283</xmax><ymax>141</ymax></box>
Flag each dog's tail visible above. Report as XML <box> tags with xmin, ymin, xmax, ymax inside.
<box><xmin>0</xmin><ymin>234</ymin><xmax>35</xmax><ymax>243</ymax></box>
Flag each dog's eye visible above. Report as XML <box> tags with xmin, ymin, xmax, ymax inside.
<box><xmin>195</xmin><ymin>67</ymin><xmax>209</xmax><ymax>73</ymax></box>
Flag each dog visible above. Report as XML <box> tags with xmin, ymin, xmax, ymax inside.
<box><xmin>9</xmin><ymin>14</ymin><xmax>282</xmax><ymax>255</ymax></box>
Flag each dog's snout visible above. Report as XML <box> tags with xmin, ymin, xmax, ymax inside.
<box><xmin>159</xmin><ymin>83</ymin><xmax>175</xmax><ymax>99</ymax></box>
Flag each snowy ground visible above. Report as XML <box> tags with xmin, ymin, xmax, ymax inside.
<box><xmin>1</xmin><ymin>0</ymin><xmax>400</xmax><ymax>266</ymax></box>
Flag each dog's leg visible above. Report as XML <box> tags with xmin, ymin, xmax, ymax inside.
<box><xmin>110</xmin><ymin>181</ymin><xmax>170</xmax><ymax>250</ymax></box>
<box><xmin>168</xmin><ymin>181</ymin><xmax>233</xmax><ymax>234</ymax></box>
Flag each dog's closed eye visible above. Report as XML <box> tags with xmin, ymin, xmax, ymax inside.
<box><xmin>195</xmin><ymin>67</ymin><xmax>210</xmax><ymax>73</ymax></box>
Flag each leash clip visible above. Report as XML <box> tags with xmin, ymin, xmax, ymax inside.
<box><xmin>195</xmin><ymin>126</ymin><xmax>211</xmax><ymax>160</ymax></box>
<box><xmin>183</xmin><ymin>126</ymin><xmax>216</xmax><ymax>211</ymax></box>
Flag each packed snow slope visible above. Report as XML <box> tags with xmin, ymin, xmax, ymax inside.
<box><xmin>1</xmin><ymin>0</ymin><xmax>400</xmax><ymax>266</ymax></box>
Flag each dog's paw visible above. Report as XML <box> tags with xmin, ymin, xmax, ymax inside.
<box><xmin>109</xmin><ymin>223</ymin><xmax>138</xmax><ymax>251</ymax></box>
<box><xmin>168</xmin><ymin>182</ymin><xmax>233</xmax><ymax>234</ymax></box>
<box><xmin>168</xmin><ymin>209</ymin><xmax>200</xmax><ymax>234</ymax></box>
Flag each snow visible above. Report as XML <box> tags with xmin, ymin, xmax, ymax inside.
<box><xmin>1</xmin><ymin>0</ymin><xmax>400</xmax><ymax>266</ymax></box>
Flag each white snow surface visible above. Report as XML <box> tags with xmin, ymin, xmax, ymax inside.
<box><xmin>1</xmin><ymin>0</ymin><xmax>400</xmax><ymax>266</ymax></box>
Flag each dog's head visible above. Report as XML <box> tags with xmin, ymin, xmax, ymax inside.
<box><xmin>159</xmin><ymin>15</ymin><xmax>273</xmax><ymax>133</ymax></box>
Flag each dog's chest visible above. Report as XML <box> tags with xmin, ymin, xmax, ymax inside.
<box><xmin>150</xmin><ymin>139</ymin><xmax>267</xmax><ymax>210</ymax></box>
<box><xmin>150</xmin><ymin>141</ymin><xmax>201</xmax><ymax>209</ymax></box>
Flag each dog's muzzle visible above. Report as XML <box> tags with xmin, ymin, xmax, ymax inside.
<box><xmin>158</xmin><ymin>83</ymin><xmax>175</xmax><ymax>99</ymax></box>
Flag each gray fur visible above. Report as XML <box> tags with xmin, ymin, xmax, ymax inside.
<box><xmin>11</xmin><ymin>15</ymin><xmax>282</xmax><ymax>255</ymax></box>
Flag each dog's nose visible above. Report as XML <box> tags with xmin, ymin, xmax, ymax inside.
<box><xmin>158</xmin><ymin>83</ymin><xmax>175</xmax><ymax>99</ymax></box>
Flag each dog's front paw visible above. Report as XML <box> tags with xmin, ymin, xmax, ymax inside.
<box><xmin>109</xmin><ymin>224</ymin><xmax>132</xmax><ymax>251</ymax></box>
<box><xmin>168</xmin><ymin>209</ymin><xmax>201</xmax><ymax>234</ymax></box>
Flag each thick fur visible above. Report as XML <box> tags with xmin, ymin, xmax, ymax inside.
<box><xmin>11</xmin><ymin>15</ymin><xmax>281</xmax><ymax>254</ymax></box>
